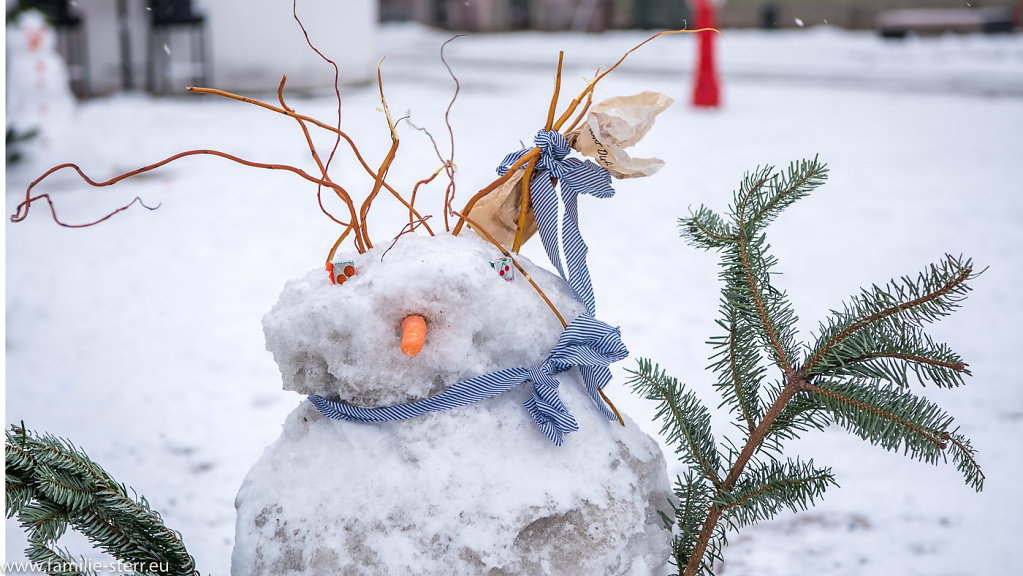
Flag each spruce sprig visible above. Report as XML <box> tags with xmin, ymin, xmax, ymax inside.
<box><xmin>630</xmin><ymin>359</ymin><xmax>722</xmax><ymax>486</ymax></box>
<box><xmin>716</xmin><ymin>458</ymin><xmax>837</xmax><ymax>530</ymax></box>
<box><xmin>5</xmin><ymin>424</ymin><xmax>199</xmax><ymax>576</ymax></box>
<box><xmin>706</xmin><ymin>303</ymin><xmax>765</xmax><ymax>433</ymax></box>
<box><xmin>632</xmin><ymin>158</ymin><xmax>983</xmax><ymax>576</ymax></box>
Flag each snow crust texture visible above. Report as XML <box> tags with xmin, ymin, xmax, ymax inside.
<box><xmin>239</xmin><ymin>233</ymin><xmax>671</xmax><ymax>575</ymax></box>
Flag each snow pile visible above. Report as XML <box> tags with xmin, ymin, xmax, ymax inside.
<box><xmin>235</xmin><ymin>233</ymin><xmax>672</xmax><ymax>575</ymax></box>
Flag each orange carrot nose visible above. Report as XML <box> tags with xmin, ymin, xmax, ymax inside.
<box><xmin>400</xmin><ymin>314</ymin><xmax>428</xmax><ymax>357</ymax></box>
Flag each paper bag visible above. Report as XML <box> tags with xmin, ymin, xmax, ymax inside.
<box><xmin>467</xmin><ymin>169</ymin><xmax>539</xmax><ymax>248</ymax></box>
<box><xmin>567</xmin><ymin>91</ymin><xmax>674</xmax><ymax>179</ymax></box>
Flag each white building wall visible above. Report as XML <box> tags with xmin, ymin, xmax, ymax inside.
<box><xmin>73</xmin><ymin>0</ymin><xmax>377</xmax><ymax>96</ymax></box>
<box><xmin>198</xmin><ymin>0</ymin><xmax>377</xmax><ymax>93</ymax></box>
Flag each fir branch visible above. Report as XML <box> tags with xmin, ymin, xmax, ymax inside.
<box><xmin>6</xmin><ymin>471</ymin><xmax>36</xmax><ymax>518</ymax></box>
<box><xmin>642</xmin><ymin>158</ymin><xmax>983</xmax><ymax>575</ymax></box>
<box><xmin>665</xmin><ymin>471</ymin><xmax>720</xmax><ymax>572</ymax></box>
<box><xmin>707</xmin><ymin>304</ymin><xmax>764</xmax><ymax>433</ymax></box>
<box><xmin>5</xmin><ymin>425</ymin><xmax>199</xmax><ymax>576</ymax></box>
<box><xmin>25</xmin><ymin>537</ymin><xmax>91</xmax><ymax>576</ymax></box>
<box><xmin>717</xmin><ymin>459</ymin><xmax>836</xmax><ymax>530</ymax></box>
<box><xmin>942</xmin><ymin>430</ymin><xmax>985</xmax><ymax>492</ymax></box>
<box><xmin>627</xmin><ymin>360</ymin><xmax>723</xmax><ymax>486</ymax></box>
<box><xmin>794</xmin><ymin>380</ymin><xmax>982</xmax><ymax>481</ymax></box>
<box><xmin>738</xmin><ymin>157</ymin><xmax>827</xmax><ymax>233</ymax></box>
<box><xmin>810</xmin><ymin>321</ymin><xmax>968</xmax><ymax>388</ymax></box>
<box><xmin>732</xmin><ymin>231</ymin><xmax>800</xmax><ymax>376</ymax></box>
<box><xmin>36</xmin><ymin>466</ymin><xmax>97</xmax><ymax>512</ymax></box>
<box><xmin>7</xmin><ymin>436</ymin><xmax>36</xmax><ymax>474</ymax></box>
<box><xmin>679</xmin><ymin>205</ymin><xmax>736</xmax><ymax>250</ymax></box>
<box><xmin>19</xmin><ymin>501</ymin><xmax>71</xmax><ymax>542</ymax></box>
<box><xmin>682</xmin><ymin>382</ymin><xmax>802</xmax><ymax>576</ymax></box>
<box><xmin>805</xmin><ymin>255</ymin><xmax>975</xmax><ymax>374</ymax></box>
<box><xmin>727</xmin><ymin>166</ymin><xmax>774</xmax><ymax>230</ymax></box>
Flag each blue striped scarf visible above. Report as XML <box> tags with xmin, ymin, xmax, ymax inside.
<box><xmin>498</xmin><ymin>130</ymin><xmax>615</xmax><ymax>315</ymax></box>
<box><xmin>310</xmin><ymin>314</ymin><xmax>627</xmax><ymax>446</ymax></box>
<box><xmin>309</xmin><ymin>130</ymin><xmax>624</xmax><ymax>445</ymax></box>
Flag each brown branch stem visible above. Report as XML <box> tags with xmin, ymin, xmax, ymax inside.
<box><xmin>185</xmin><ymin>85</ymin><xmax>419</xmax><ymax>217</ymax></box>
<box><xmin>10</xmin><ymin>152</ymin><xmax>358</xmax><ymax>236</ymax></box>
<box><xmin>277</xmin><ymin>74</ymin><xmax>366</xmax><ymax>252</ymax></box>
<box><xmin>440</xmin><ymin>35</ymin><xmax>463</xmax><ymax>231</ymax></box>
<box><xmin>838</xmin><ymin>352</ymin><xmax>966</xmax><ymax>373</ymax></box>
<box><xmin>737</xmin><ymin>193</ymin><xmax>793</xmax><ymax>375</ymax></box>
<box><xmin>683</xmin><ymin>380</ymin><xmax>802</xmax><ymax>576</ymax></box>
<box><xmin>451</xmin><ymin>148</ymin><xmax>540</xmax><ymax>236</ymax></box>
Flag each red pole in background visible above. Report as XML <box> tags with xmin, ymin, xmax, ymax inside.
<box><xmin>692</xmin><ymin>0</ymin><xmax>721</xmax><ymax>108</ymax></box>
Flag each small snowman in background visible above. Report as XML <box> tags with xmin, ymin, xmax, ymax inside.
<box><xmin>233</xmin><ymin>95</ymin><xmax>679</xmax><ymax>575</ymax></box>
<box><xmin>5</xmin><ymin>8</ymin><xmax>76</xmax><ymax>169</ymax></box>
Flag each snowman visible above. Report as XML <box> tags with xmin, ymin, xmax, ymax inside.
<box><xmin>3</xmin><ymin>20</ymin><xmax>683</xmax><ymax>572</ymax></box>
<box><xmin>5</xmin><ymin>9</ymin><xmax>76</xmax><ymax>169</ymax></box>
<box><xmin>232</xmin><ymin>123</ymin><xmax>677</xmax><ymax>574</ymax></box>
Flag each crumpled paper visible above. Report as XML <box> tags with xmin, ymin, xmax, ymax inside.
<box><xmin>467</xmin><ymin>169</ymin><xmax>539</xmax><ymax>247</ymax></box>
<box><xmin>566</xmin><ymin>91</ymin><xmax>674</xmax><ymax>179</ymax></box>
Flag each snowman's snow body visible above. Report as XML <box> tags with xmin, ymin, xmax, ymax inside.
<box><xmin>5</xmin><ymin>11</ymin><xmax>76</xmax><ymax>167</ymax></box>
<box><xmin>232</xmin><ymin>233</ymin><xmax>671</xmax><ymax>575</ymax></box>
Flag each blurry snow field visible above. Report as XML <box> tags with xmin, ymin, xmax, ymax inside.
<box><xmin>6</xmin><ymin>24</ymin><xmax>1023</xmax><ymax>575</ymax></box>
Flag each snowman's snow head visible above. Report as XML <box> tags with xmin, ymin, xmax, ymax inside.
<box><xmin>10</xmin><ymin>11</ymin><xmax>55</xmax><ymax>55</ymax></box>
<box><xmin>263</xmin><ymin>233</ymin><xmax>586</xmax><ymax>407</ymax></box>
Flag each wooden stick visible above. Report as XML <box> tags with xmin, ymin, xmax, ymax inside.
<box><xmin>565</xmin><ymin>79</ymin><xmax>595</xmax><ymax>134</ymax></box>
<box><xmin>552</xmin><ymin>28</ymin><xmax>709</xmax><ymax>131</ymax></box>
<box><xmin>186</xmin><ymin>85</ymin><xmax>423</xmax><ymax>222</ymax></box>
<box><xmin>439</xmin><ymin>35</ymin><xmax>464</xmax><ymax>232</ymax></box>
<box><xmin>545</xmin><ymin>51</ymin><xmax>565</xmax><ymax>131</ymax></box>
<box><xmin>11</xmin><ymin>151</ymin><xmax>359</xmax><ymax>230</ymax></box>
<box><xmin>277</xmin><ymin>74</ymin><xmax>366</xmax><ymax>252</ymax></box>
<box><xmin>511</xmin><ymin>51</ymin><xmax>564</xmax><ymax>253</ymax></box>
<box><xmin>451</xmin><ymin>148</ymin><xmax>539</xmax><ymax>236</ymax></box>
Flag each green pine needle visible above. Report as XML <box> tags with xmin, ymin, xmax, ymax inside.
<box><xmin>717</xmin><ymin>459</ymin><xmax>837</xmax><ymax>530</ymax></box>
<box><xmin>707</xmin><ymin>301</ymin><xmax>767</xmax><ymax>432</ymax></box>
<box><xmin>788</xmin><ymin>380</ymin><xmax>984</xmax><ymax>491</ymax></box>
<box><xmin>5</xmin><ymin>424</ymin><xmax>199</xmax><ymax>576</ymax></box>
<box><xmin>805</xmin><ymin>255</ymin><xmax>977</xmax><ymax>378</ymax></box>
<box><xmin>627</xmin><ymin>359</ymin><xmax>723</xmax><ymax>486</ymax></box>
<box><xmin>729</xmin><ymin>157</ymin><xmax>828</xmax><ymax>235</ymax></box>
<box><xmin>663</xmin><ymin>471</ymin><xmax>713</xmax><ymax>570</ymax></box>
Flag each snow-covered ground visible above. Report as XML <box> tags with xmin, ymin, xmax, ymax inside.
<box><xmin>6</xmin><ymin>23</ymin><xmax>1023</xmax><ymax>575</ymax></box>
